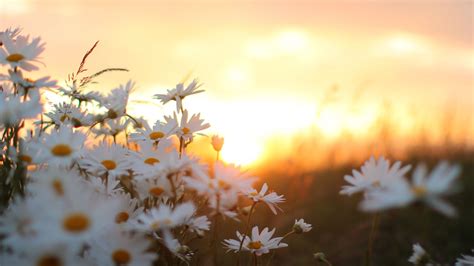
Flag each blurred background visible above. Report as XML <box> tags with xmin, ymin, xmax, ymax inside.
<box><xmin>2</xmin><ymin>0</ymin><xmax>473</xmax><ymax>264</ymax></box>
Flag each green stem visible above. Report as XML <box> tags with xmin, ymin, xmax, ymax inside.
<box><xmin>365</xmin><ymin>212</ymin><xmax>380</xmax><ymax>266</ymax></box>
<box><xmin>237</xmin><ymin>202</ymin><xmax>257</xmax><ymax>266</ymax></box>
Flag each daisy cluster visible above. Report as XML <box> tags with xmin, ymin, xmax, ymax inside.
<box><xmin>0</xmin><ymin>27</ymin><xmax>312</xmax><ymax>265</ymax></box>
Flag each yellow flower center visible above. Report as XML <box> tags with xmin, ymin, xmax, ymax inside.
<box><xmin>149</xmin><ymin>131</ymin><xmax>164</xmax><ymax>140</ymax></box>
<box><xmin>115</xmin><ymin>211</ymin><xmax>130</xmax><ymax>224</ymax></box>
<box><xmin>144</xmin><ymin>157</ymin><xmax>160</xmax><ymax>165</ymax></box>
<box><xmin>112</xmin><ymin>249</ymin><xmax>131</xmax><ymax>265</ymax></box>
<box><xmin>52</xmin><ymin>179</ymin><xmax>64</xmax><ymax>196</ymax></box>
<box><xmin>247</xmin><ymin>241</ymin><xmax>263</xmax><ymax>249</ymax></box>
<box><xmin>37</xmin><ymin>255</ymin><xmax>62</xmax><ymax>266</ymax></box>
<box><xmin>249</xmin><ymin>191</ymin><xmax>259</xmax><ymax>197</ymax></box>
<box><xmin>182</xmin><ymin>127</ymin><xmax>190</xmax><ymax>134</ymax></box>
<box><xmin>18</xmin><ymin>154</ymin><xmax>32</xmax><ymax>163</ymax></box>
<box><xmin>59</xmin><ymin>114</ymin><xmax>69</xmax><ymax>122</ymax></box>
<box><xmin>6</xmin><ymin>53</ymin><xmax>24</xmax><ymax>62</ymax></box>
<box><xmin>101</xmin><ymin>160</ymin><xmax>117</xmax><ymax>170</ymax></box>
<box><xmin>51</xmin><ymin>144</ymin><xmax>73</xmax><ymax>157</ymax></box>
<box><xmin>412</xmin><ymin>186</ymin><xmax>427</xmax><ymax>197</ymax></box>
<box><xmin>149</xmin><ymin>187</ymin><xmax>164</xmax><ymax>197</ymax></box>
<box><xmin>218</xmin><ymin>179</ymin><xmax>231</xmax><ymax>190</ymax></box>
<box><xmin>63</xmin><ymin>213</ymin><xmax>90</xmax><ymax>233</ymax></box>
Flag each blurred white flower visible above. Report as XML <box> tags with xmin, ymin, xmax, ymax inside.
<box><xmin>456</xmin><ymin>249</ymin><xmax>474</xmax><ymax>266</ymax></box>
<box><xmin>44</xmin><ymin>102</ymin><xmax>93</xmax><ymax>128</ymax></box>
<box><xmin>186</xmin><ymin>215</ymin><xmax>210</xmax><ymax>235</ymax></box>
<box><xmin>408</xmin><ymin>243</ymin><xmax>430</xmax><ymax>265</ymax></box>
<box><xmin>133</xmin><ymin>202</ymin><xmax>195</xmax><ymax>232</ymax></box>
<box><xmin>88</xmin><ymin>227</ymin><xmax>157</xmax><ymax>266</ymax></box>
<box><xmin>223</xmin><ymin>226</ymin><xmax>288</xmax><ymax>256</ymax></box>
<box><xmin>154</xmin><ymin>79</ymin><xmax>204</xmax><ymax>112</ymax></box>
<box><xmin>0</xmin><ymin>34</ymin><xmax>45</xmax><ymax>71</ymax></box>
<box><xmin>101</xmin><ymin>80</ymin><xmax>134</xmax><ymax>119</ymax></box>
<box><xmin>293</xmin><ymin>218</ymin><xmax>312</xmax><ymax>233</ymax></box>
<box><xmin>0</xmin><ymin>83</ymin><xmax>42</xmax><ymax>126</ymax></box>
<box><xmin>244</xmin><ymin>183</ymin><xmax>285</xmax><ymax>215</ymax></box>
<box><xmin>361</xmin><ymin>162</ymin><xmax>461</xmax><ymax>217</ymax></box>
<box><xmin>340</xmin><ymin>156</ymin><xmax>411</xmax><ymax>196</ymax></box>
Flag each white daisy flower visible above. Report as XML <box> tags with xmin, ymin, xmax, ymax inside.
<box><xmin>34</xmin><ymin>125</ymin><xmax>86</xmax><ymax>167</ymax></box>
<box><xmin>154</xmin><ymin>79</ymin><xmax>204</xmax><ymax>112</ymax></box>
<box><xmin>244</xmin><ymin>183</ymin><xmax>285</xmax><ymax>215</ymax></box>
<box><xmin>0</xmin><ymin>83</ymin><xmax>42</xmax><ymax>126</ymax></box>
<box><xmin>223</xmin><ymin>226</ymin><xmax>288</xmax><ymax>256</ymax></box>
<box><xmin>34</xmin><ymin>185</ymin><xmax>121</xmax><ymax>245</ymax></box>
<box><xmin>0</xmin><ymin>34</ymin><xmax>45</xmax><ymax>71</ymax></box>
<box><xmin>293</xmin><ymin>218</ymin><xmax>312</xmax><ymax>233</ymax></box>
<box><xmin>361</xmin><ymin>161</ymin><xmax>461</xmax><ymax>217</ymax></box>
<box><xmin>165</xmin><ymin>110</ymin><xmax>210</xmax><ymax>142</ymax></box>
<box><xmin>88</xmin><ymin>227</ymin><xmax>157</xmax><ymax>266</ymax></box>
<box><xmin>7</xmin><ymin>69</ymin><xmax>56</xmax><ymax>94</ymax></box>
<box><xmin>456</xmin><ymin>249</ymin><xmax>474</xmax><ymax>266</ymax></box>
<box><xmin>129</xmin><ymin>119</ymin><xmax>177</xmax><ymax>143</ymax></box>
<box><xmin>340</xmin><ymin>156</ymin><xmax>411</xmax><ymax>196</ymax></box>
<box><xmin>6</xmin><ymin>241</ymin><xmax>85</xmax><ymax>266</ymax></box>
<box><xmin>101</xmin><ymin>80</ymin><xmax>134</xmax><ymax>119</ymax></box>
<box><xmin>0</xmin><ymin>27</ymin><xmax>21</xmax><ymax>44</ymax></box>
<box><xmin>408</xmin><ymin>243</ymin><xmax>430</xmax><ymax>265</ymax></box>
<box><xmin>91</xmin><ymin>117</ymin><xmax>131</xmax><ymax>138</ymax></box>
<box><xmin>132</xmin><ymin>202</ymin><xmax>195</xmax><ymax>232</ymax></box>
<box><xmin>110</xmin><ymin>192</ymin><xmax>144</xmax><ymax>225</ymax></box>
<box><xmin>0</xmin><ymin>198</ymin><xmax>38</xmax><ymax>248</ymax></box>
<box><xmin>186</xmin><ymin>215</ymin><xmax>211</xmax><ymax>235</ymax></box>
<box><xmin>80</xmin><ymin>141</ymin><xmax>133</xmax><ymax>180</ymax></box>
<box><xmin>133</xmin><ymin>176</ymin><xmax>173</xmax><ymax>202</ymax></box>
<box><xmin>44</xmin><ymin>102</ymin><xmax>93</xmax><ymax>128</ymax></box>
<box><xmin>27</xmin><ymin>168</ymin><xmax>84</xmax><ymax>200</ymax></box>
<box><xmin>130</xmin><ymin>139</ymin><xmax>173</xmax><ymax>175</ymax></box>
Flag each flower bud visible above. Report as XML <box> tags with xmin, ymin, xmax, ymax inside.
<box><xmin>211</xmin><ymin>135</ymin><xmax>224</xmax><ymax>152</ymax></box>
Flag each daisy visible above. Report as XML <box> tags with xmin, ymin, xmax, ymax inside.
<box><xmin>80</xmin><ymin>141</ymin><xmax>133</xmax><ymax>180</ymax></box>
<box><xmin>7</xmin><ymin>69</ymin><xmax>56</xmax><ymax>95</ymax></box>
<box><xmin>110</xmin><ymin>192</ymin><xmax>144</xmax><ymax>225</ymax></box>
<box><xmin>340</xmin><ymin>156</ymin><xmax>411</xmax><ymax>196</ymax></box>
<box><xmin>244</xmin><ymin>183</ymin><xmax>285</xmax><ymax>215</ymax></box>
<box><xmin>223</xmin><ymin>226</ymin><xmax>288</xmax><ymax>256</ymax></box>
<box><xmin>361</xmin><ymin>162</ymin><xmax>461</xmax><ymax>217</ymax></box>
<box><xmin>58</xmin><ymin>84</ymin><xmax>102</xmax><ymax>104</ymax></box>
<box><xmin>34</xmin><ymin>125</ymin><xmax>86</xmax><ymax>167</ymax></box>
<box><xmin>408</xmin><ymin>243</ymin><xmax>430</xmax><ymax>265</ymax></box>
<box><xmin>0</xmin><ymin>83</ymin><xmax>42</xmax><ymax>126</ymax></box>
<box><xmin>5</xmin><ymin>241</ymin><xmax>85</xmax><ymax>266</ymax></box>
<box><xmin>0</xmin><ymin>27</ymin><xmax>21</xmax><ymax>45</ymax></box>
<box><xmin>101</xmin><ymin>80</ymin><xmax>134</xmax><ymax>119</ymax></box>
<box><xmin>88</xmin><ymin>227</ymin><xmax>157</xmax><ymax>266</ymax></box>
<box><xmin>84</xmin><ymin>175</ymin><xmax>122</xmax><ymax>197</ymax></box>
<box><xmin>132</xmin><ymin>202</ymin><xmax>195</xmax><ymax>232</ymax></box>
<box><xmin>91</xmin><ymin>117</ymin><xmax>131</xmax><ymax>138</ymax></box>
<box><xmin>154</xmin><ymin>79</ymin><xmax>204</xmax><ymax>112</ymax></box>
<box><xmin>293</xmin><ymin>218</ymin><xmax>312</xmax><ymax>233</ymax></box>
<box><xmin>133</xmin><ymin>176</ymin><xmax>174</xmax><ymax>202</ymax></box>
<box><xmin>456</xmin><ymin>249</ymin><xmax>474</xmax><ymax>266</ymax></box>
<box><xmin>34</xmin><ymin>184</ymin><xmax>121</xmax><ymax>245</ymax></box>
<box><xmin>129</xmin><ymin>119</ymin><xmax>177</xmax><ymax>143</ymax></box>
<box><xmin>27</xmin><ymin>168</ymin><xmax>85</xmax><ymax>200</ymax></box>
<box><xmin>165</xmin><ymin>110</ymin><xmax>210</xmax><ymax>142</ymax></box>
<box><xmin>44</xmin><ymin>102</ymin><xmax>93</xmax><ymax>128</ymax></box>
<box><xmin>186</xmin><ymin>215</ymin><xmax>211</xmax><ymax>235</ymax></box>
<box><xmin>0</xmin><ymin>34</ymin><xmax>45</xmax><ymax>71</ymax></box>
<box><xmin>130</xmin><ymin>139</ymin><xmax>173</xmax><ymax>175</ymax></box>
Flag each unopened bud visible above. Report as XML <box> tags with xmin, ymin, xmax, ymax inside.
<box><xmin>240</xmin><ymin>205</ymin><xmax>252</xmax><ymax>216</ymax></box>
<box><xmin>313</xmin><ymin>252</ymin><xmax>326</xmax><ymax>261</ymax></box>
<box><xmin>211</xmin><ymin>135</ymin><xmax>224</xmax><ymax>152</ymax></box>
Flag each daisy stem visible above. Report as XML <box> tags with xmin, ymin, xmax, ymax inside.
<box><xmin>365</xmin><ymin>212</ymin><xmax>380</xmax><ymax>266</ymax></box>
<box><xmin>237</xmin><ymin>201</ymin><xmax>257</xmax><ymax>266</ymax></box>
<box><xmin>216</xmin><ymin>151</ymin><xmax>220</xmax><ymax>162</ymax></box>
<box><xmin>253</xmin><ymin>253</ymin><xmax>258</xmax><ymax>266</ymax></box>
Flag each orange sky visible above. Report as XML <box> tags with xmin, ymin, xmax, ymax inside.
<box><xmin>2</xmin><ymin>0</ymin><xmax>473</xmax><ymax>166</ymax></box>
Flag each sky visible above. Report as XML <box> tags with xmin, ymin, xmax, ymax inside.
<box><xmin>1</xmin><ymin>0</ymin><xmax>473</xmax><ymax>166</ymax></box>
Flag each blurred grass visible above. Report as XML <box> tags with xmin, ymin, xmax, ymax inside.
<box><xmin>196</xmin><ymin>148</ymin><xmax>474</xmax><ymax>266</ymax></box>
